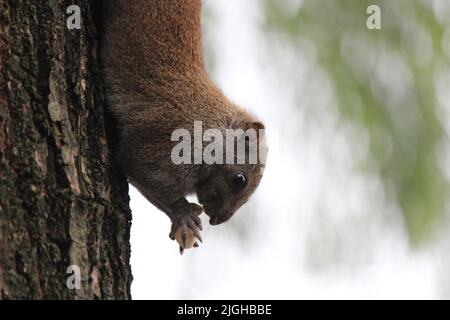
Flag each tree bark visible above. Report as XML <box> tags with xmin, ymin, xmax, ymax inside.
<box><xmin>0</xmin><ymin>0</ymin><xmax>132</xmax><ymax>299</ymax></box>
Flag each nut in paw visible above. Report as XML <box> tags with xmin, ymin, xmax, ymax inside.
<box><xmin>174</xmin><ymin>226</ymin><xmax>201</xmax><ymax>254</ymax></box>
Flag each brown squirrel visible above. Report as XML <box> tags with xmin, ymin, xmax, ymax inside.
<box><xmin>100</xmin><ymin>0</ymin><xmax>267</xmax><ymax>252</ymax></box>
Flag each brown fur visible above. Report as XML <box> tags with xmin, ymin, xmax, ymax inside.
<box><xmin>100</xmin><ymin>0</ymin><xmax>267</xmax><ymax>236</ymax></box>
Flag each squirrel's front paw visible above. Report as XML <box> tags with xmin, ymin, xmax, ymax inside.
<box><xmin>169</xmin><ymin>203</ymin><xmax>203</xmax><ymax>254</ymax></box>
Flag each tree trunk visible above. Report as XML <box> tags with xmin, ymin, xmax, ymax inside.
<box><xmin>0</xmin><ymin>0</ymin><xmax>132</xmax><ymax>299</ymax></box>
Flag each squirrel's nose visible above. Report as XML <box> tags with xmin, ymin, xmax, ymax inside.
<box><xmin>209</xmin><ymin>214</ymin><xmax>230</xmax><ymax>226</ymax></box>
<box><xmin>209</xmin><ymin>216</ymin><xmax>223</xmax><ymax>225</ymax></box>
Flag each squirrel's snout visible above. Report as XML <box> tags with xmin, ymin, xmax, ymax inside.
<box><xmin>209</xmin><ymin>216</ymin><xmax>222</xmax><ymax>226</ymax></box>
<box><xmin>202</xmin><ymin>198</ymin><xmax>233</xmax><ymax>226</ymax></box>
<box><xmin>208</xmin><ymin>213</ymin><xmax>231</xmax><ymax>226</ymax></box>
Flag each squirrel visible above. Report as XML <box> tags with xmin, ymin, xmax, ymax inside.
<box><xmin>100</xmin><ymin>0</ymin><xmax>267</xmax><ymax>253</ymax></box>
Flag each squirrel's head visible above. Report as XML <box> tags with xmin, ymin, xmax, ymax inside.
<box><xmin>196</xmin><ymin>119</ymin><xmax>267</xmax><ymax>225</ymax></box>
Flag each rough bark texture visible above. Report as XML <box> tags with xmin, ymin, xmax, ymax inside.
<box><xmin>0</xmin><ymin>0</ymin><xmax>132</xmax><ymax>299</ymax></box>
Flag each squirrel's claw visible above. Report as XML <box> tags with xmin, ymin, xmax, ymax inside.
<box><xmin>170</xmin><ymin>204</ymin><xmax>204</xmax><ymax>253</ymax></box>
<box><xmin>193</xmin><ymin>229</ymin><xmax>202</xmax><ymax>243</ymax></box>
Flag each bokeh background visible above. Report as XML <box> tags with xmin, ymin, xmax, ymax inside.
<box><xmin>130</xmin><ymin>0</ymin><xmax>450</xmax><ymax>299</ymax></box>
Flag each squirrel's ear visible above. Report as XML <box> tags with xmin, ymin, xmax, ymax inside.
<box><xmin>245</xmin><ymin>121</ymin><xmax>267</xmax><ymax>165</ymax></box>
<box><xmin>246</xmin><ymin>121</ymin><xmax>265</xmax><ymax>131</ymax></box>
<box><xmin>245</xmin><ymin>121</ymin><xmax>266</xmax><ymax>145</ymax></box>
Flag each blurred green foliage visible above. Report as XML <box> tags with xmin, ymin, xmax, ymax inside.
<box><xmin>264</xmin><ymin>0</ymin><xmax>450</xmax><ymax>245</ymax></box>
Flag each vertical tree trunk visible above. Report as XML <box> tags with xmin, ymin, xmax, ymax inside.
<box><xmin>0</xmin><ymin>0</ymin><xmax>132</xmax><ymax>299</ymax></box>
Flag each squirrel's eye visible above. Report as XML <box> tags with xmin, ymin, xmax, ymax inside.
<box><xmin>233</xmin><ymin>172</ymin><xmax>247</xmax><ymax>189</ymax></box>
